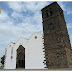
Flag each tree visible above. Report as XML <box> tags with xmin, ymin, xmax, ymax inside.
<box><xmin>1</xmin><ymin>55</ymin><xmax>5</xmax><ymax>65</ymax></box>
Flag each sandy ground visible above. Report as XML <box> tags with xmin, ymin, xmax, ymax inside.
<box><xmin>0</xmin><ymin>68</ymin><xmax>72</xmax><ymax>71</ymax></box>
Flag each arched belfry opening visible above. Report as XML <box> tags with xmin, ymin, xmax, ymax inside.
<box><xmin>16</xmin><ymin>45</ymin><xmax>25</xmax><ymax>68</ymax></box>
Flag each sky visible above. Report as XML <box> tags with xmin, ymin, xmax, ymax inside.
<box><xmin>0</xmin><ymin>1</ymin><xmax>72</xmax><ymax>59</ymax></box>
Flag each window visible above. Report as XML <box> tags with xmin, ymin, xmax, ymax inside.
<box><xmin>46</xmin><ymin>10</ymin><xmax>49</xmax><ymax>17</ymax></box>
<box><xmin>46</xmin><ymin>10</ymin><xmax>53</xmax><ymax>17</ymax></box>
<box><xmin>46</xmin><ymin>10</ymin><xmax>50</xmax><ymax>17</ymax></box>
<box><xmin>50</xmin><ymin>11</ymin><xmax>53</xmax><ymax>16</ymax></box>
<box><xmin>35</xmin><ymin>36</ymin><xmax>37</xmax><ymax>39</ymax></box>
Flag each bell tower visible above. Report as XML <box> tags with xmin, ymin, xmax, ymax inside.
<box><xmin>41</xmin><ymin>2</ymin><xmax>72</xmax><ymax>68</ymax></box>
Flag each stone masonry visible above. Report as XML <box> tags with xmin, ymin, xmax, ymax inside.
<box><xmin>41</xmin><ymin>2</ymin><xmax>72</xmax><ymax>69</ymax></box>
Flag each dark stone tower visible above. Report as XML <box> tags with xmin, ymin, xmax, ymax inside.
<box><xmin>41</xmin><ymin>2</ymin><xmax>72</xmax><ymax>68</ymax></box>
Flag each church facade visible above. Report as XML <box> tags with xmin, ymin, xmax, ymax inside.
<box><xmin>4</xmin><ymin>33</ymin><xmax>45</xmax><ymax>69</ymax></box>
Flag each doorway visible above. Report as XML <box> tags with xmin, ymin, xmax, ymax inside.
<box><xmin>16</xmin><ymin>45</ymin><xmax>25</xmax><ymax>68</ymax></box>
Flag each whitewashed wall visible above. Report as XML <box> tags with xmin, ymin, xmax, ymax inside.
<box><xmin>4</xmin><ymin>32</ymin><xmax>45</xmax><ymax>69</ymax></box>
<box><xmin>4</xmin><ymin>42</ymin><xmax>15</xmax><ymax>69</ymax></box>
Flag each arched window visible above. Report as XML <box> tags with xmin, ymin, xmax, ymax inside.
<box><xmin>50</xmin><ymin>11</ymin><xmax>53</xmax><ymax>16</ymax></box>
<box><xmin>46</xmin><ymin>10</ymin><xmax>50</xmax><ymax>17</ymax></box>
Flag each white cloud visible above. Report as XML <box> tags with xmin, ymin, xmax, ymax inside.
<box><xmin>58</xmin><ymin>2</ymin><xmax>66</xmax><ymax>11</ymax></box>
<box><xmin>0</xmin><ymin>1</ymin><xmax>72</xmax><ymax>58</ymax></box>
<box><xmin>22</xmin><ymin>1</ymin><xmax>50</xmax><ymax>12</ymax></box>
<box><xmin>0</xmin><ymin>10</ymin><xmax>10</xmax><ymax>22</ymax></box>
<box><xmin>8</xmin><ymin>1</ymin><xmax>50</xmax><ymax>12</ymax></box>
<box><xmin>8</xmin><ymin>2</ymin><xmax>23</xmax><ymax>13</ymax></box>
<box><xmin>7</xmin><ymin>1</ymin><xmax>50</xmax><ymax>36</ymax></box>
<box><xmin>58</xmin><ymin>1</ymin><xmax>72</xmax><ymax>15</ymax></box>
<box><xmin>11</xmin><ymin>11</ymin><xmax>23</xmax><ymax>19</ymax></box>
<box><xmin>0</xmin><ymin>1</ymin><xmax>51</xmax><ymax>58</ymax></box>
<box><xmin>66</xmin><ymin>9</ymin><xmax>72</xmax><ymax>15</ymax></box>
<box><xmin>67</xmin><ymin>23</ymin><xmax>72</xmax><ymax>28</ymax></box>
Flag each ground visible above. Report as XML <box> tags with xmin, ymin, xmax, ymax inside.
<box><xmin>0</xmin><ymin>68</ymin><xmax>72</xmax><ymax>71</ymax></box>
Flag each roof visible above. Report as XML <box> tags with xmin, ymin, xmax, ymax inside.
<box><xmin>41</xmin><ymin>1</ymin><xmax>57</xmax><ymax>11</ymax></box>
<box><xmin>8</xmin><ymin>32</ymin><xmax>43</xmax><ymax>46</ymax></box>
<box><xmin>41</xmin><ymin>1</ymin><xmax>63</xmax><ymax>11</ymax></box>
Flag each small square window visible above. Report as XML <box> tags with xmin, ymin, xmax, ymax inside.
<box><xmin>35</xmin><ymin>36</ymin><xmax>37</xmax><ymax>39</ymax></box>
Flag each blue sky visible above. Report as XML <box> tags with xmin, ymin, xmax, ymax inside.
<box><xmin>0</xmin><ymin>1</ymin><xmax>72</xmax><ymax>58</ymax></box>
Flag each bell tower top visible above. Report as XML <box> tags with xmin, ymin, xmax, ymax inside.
<box><xmin>41</xmin><ymin>2</ymin><xmax>64</xmax><ymax>22</ymax></box>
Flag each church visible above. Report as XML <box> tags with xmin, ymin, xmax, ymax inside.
<box><xmin>4</xmin><ymin>2</ymin><xmax>72</xmax><ymax>69</ymax></box>
<box><xmin>4</xmin><ymin>32</ymin><xmax>45</xmax><ymax>69</ymax></box>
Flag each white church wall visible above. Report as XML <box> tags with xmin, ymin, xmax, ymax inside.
<box><xmin>4</xmin><ymin>42</ymin><xmax>15</xmax><ymax>69</ymax></box>
<box><xmin>4</xmin><ymin>32</ymin><xmax>45</xmax><ymax>69</ymax></box>
<box><xmin>26</xmin><ymin>33</ymin><xmax>45</xmax><ymax>69</ymax></box>
<box><xmin>13</xmin><ymin>37</ymin><xmax>28</xmax><ymax>69</ymax></box>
